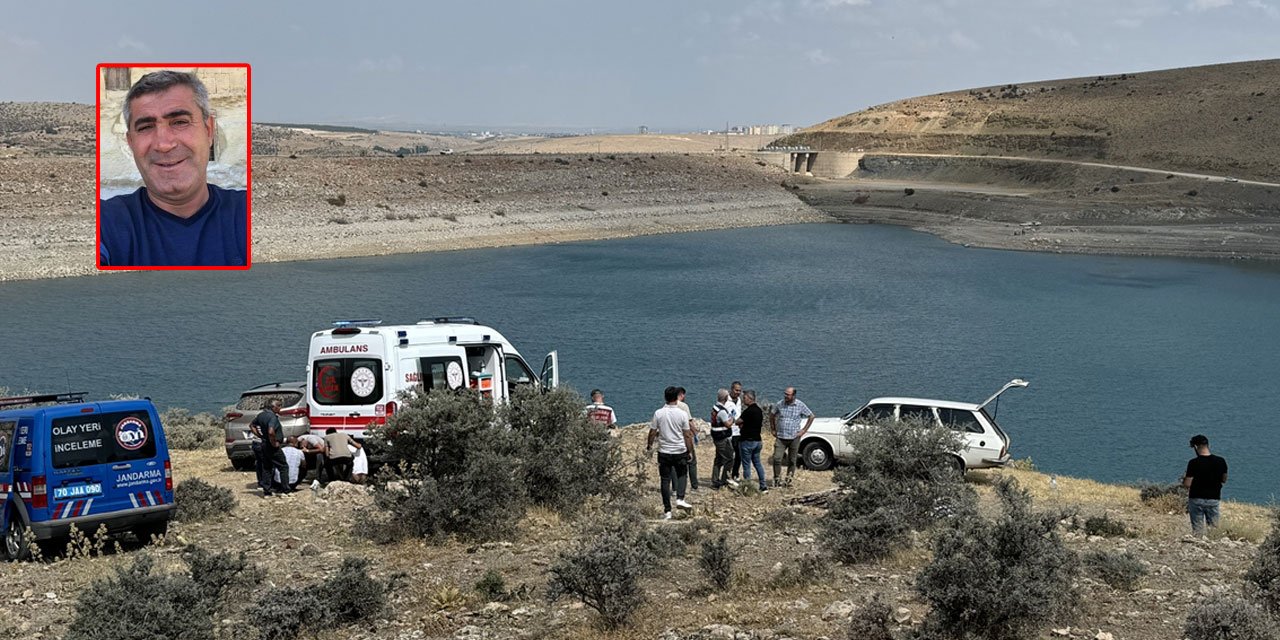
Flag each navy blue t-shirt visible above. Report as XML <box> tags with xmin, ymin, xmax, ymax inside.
<box><xmin>99</xmin><ymin>184</ymin><xmax>247</xmax><ymax>267</ymax></box>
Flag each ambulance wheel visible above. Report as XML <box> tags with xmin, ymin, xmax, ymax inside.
<box><xmin>134</xmin><ymin>520</ymin><xmax>168</xmax><ymax>544</ymax></box>
<box><xmin>5</xmin><ymin>516</ymin><xmax>32</xmax><ymax>561</ymax></box>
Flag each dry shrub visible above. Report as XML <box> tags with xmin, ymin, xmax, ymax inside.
<box><xmin>547</xmin><ymin>528</ymin><xmax>655</xmax><ymax>629</ymax></box>
<box><xmin>174</xmin><ymin>477</ymin><xmax>235</xmax><ymax>523</ymax></box>
<box><xmin>822</xmin><ymin>417</ymin><xmax>976</xmax><ymax>563</ymax></box>
<box><xmin>1083</xmin><ymin>549</ymin><xmax>1147</xmax><ymax>591</ymax></box>
<box><xmin>1245</xmin><ymin>510</ymin><xmax>1280</xmax><ymax>615</ymax></box>
<box><xmin>846</xmin><ymin>593</ymin><xmax>894</xmax><ymax>640</ymax></box>
<box><xmin>1183</xmin><ymin>596</ymin><xmax>1280</xmax><ymax>640</ymax></box>
<box><xmin>161</xmin><ymin>408</ymin><xmax>223</xmax><ymax>450</ymax></box>
<box><xmin>699</xmin><ymin>533</ymin><xmax>736</xmax><ymax>590</ymax></box>
<box><xmin>916</xmin><ymin>478</ymin><xmax>1079</xmax><ymax>640</ymax></box>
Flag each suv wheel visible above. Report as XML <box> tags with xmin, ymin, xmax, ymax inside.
<box><xmin>800</xmin><ymin>440</ymin><xmax>834</xmax><ymax>471</ymax></box>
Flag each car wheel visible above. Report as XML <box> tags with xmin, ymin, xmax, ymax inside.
<box><xmin>133</xmin><ymin>520</ymin><xmax>168</xmax><ymax>544</ymax></box>
<box><xmin>800</xmin><ymin>440</ymin><xmax>834</xmax><ymax>471</ymax></box>
<box><xmin>5</xmin><ymin>516</ymin><xmax>30</xmax><ymax>561</ymax></box>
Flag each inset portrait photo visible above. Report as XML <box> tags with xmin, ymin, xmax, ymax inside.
<box><xmin>96</xmin><ymin>63</ymin><xmax>251</xmax><ymax>270</ymax></box>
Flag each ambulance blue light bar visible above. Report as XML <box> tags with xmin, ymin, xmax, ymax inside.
<box><xmin>398</xmin><ymin>330</ymin><xmax>408</xmax><ymax>346</ymax></box>
<box><xmin>332</xmin><ymin>319</ymin><xmax>382</xmax><ymax>328</ymax></box>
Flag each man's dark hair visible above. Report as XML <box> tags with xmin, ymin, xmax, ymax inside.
<box><xmin>326</xmin><ymin>427</ymin><xmax>338</xmax><ymax>435</ymax></box>
<box><xmin>123</xmin><ymin>69</ymin><xmax>212</xmax><ymax>128</ymax></box>
<box><xmin>731</xmin><ymin>380</ymin><xmax>741</xmax><ymax>388</ymax></box>
<box><xmin>590</xmin><ymin>389</ymin><xmax>602</xmax><ymax>399</ymax></box>
<box><xmin>664</xmin><ymin>386</ymin><xmax>679</xmax><ymax>403</ymax></box>
<box><xmin>1190</xmin><ymin>434</ymin><xmax>1209</xmax><ymax>447</ymax></box>
<box><xmin>676</xmin><ymin>386</ymin><xmax>686</xmax><ymax>395</ymax></box>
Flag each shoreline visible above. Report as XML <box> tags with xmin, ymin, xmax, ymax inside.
<box><xmin>794</xmin><ymin>179</ymin><xmax>1280</xmax><ymax>263</ymax></box>
<box><xmin>4</xmin><ymin>154</ymin><xmax>1280</xmax><ymax>284</ymax></box>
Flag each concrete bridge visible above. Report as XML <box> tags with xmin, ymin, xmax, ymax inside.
<box><xmin>754</xmin><ymin>147</ymin><xmax>864</xmax><ymax>178</ymax></box>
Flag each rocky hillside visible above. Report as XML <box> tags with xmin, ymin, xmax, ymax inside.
<box><xmin>779</xmin><ymin>59</ymin><xmax>1280</xmax><ymax>181</ymax></box>
<box><xmin>0</xmin><ymin>102</ymin><xmax>94</xmax><ymax>156</ymax></box>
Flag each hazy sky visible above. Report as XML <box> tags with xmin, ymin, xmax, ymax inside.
<box><xmin>2</xmin><ymin>0</ymin><xmax>1277</xmax><ymax>131</ymax></box>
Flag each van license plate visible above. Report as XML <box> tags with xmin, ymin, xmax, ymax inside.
<box><xmin>54</xmin><ymin>483</ymin><xmax>103</xmax><ymax>500</ymax></box>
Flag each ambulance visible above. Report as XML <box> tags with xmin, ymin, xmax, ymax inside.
<box><xmin>306</xmin><ymin>318</ymin><xmax>559</xmax><ymax>437</ymax></box>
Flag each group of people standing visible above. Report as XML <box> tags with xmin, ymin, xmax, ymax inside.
<box><xmin>638</xmin><ymin>382</ymin><xmax>816</xmax><ymax>520</ymax></box>
<box><xmin>248</xmin><ymin>400</ymin><xmax>369</xmax><ymax>497</ymax></box>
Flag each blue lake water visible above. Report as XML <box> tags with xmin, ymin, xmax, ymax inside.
<box><xmin>1</xmin><ymin>223</ymin><xmax>1277</xmax><ymax>503</ymax></box>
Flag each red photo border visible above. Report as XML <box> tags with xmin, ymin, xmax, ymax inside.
<box><xmin>95</xmin><ymin>62</ymin><xmax>253</xmax><ymax>272</ymax></box>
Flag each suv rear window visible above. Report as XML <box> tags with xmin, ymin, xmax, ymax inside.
<box><xmin>236</xmin><ymin>391</ymin><xmax>303</xmax><ymax>411</ymax></box>
<box><xmin>51</xmin><ymin>410</ymin><xmax>157</xmax><ymax>469</ymax></box>
<box><xmin>313</xmin><ymin>358</ymin><xmax>384</xmax><ymax>406</ymax></box>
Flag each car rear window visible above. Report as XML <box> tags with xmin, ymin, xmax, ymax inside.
<box><xmin>236</xmin><ymin>391</ymin><xmax>303</xmax><ymax>411</ymax></box>
<box><xmin>898</xmin><ymin>405</ymin><xmax>935</xmax><ymax>425</ymax></box>
<box><xmin>51</xmin><ymin>410</ymin><xmax>158</xmax><ymax>469</ymax></box>
<box><xmin>938</xmin><ymin>407</ymin><xmax>984</xmax><ymax>433</ymax></box>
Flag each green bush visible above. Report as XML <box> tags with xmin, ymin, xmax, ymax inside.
<box><xmin>252</xmin><ymin>586</ymin><xmax>325</xmax><ymax>640</ymax></box>
<box><xmin>846</xmin><ymin>593</ymin><xmax>894</xmax><ymax>640</ymax></box>
<box><xmin>367</xmin><ymin>387</ymin><xmax>627</xmax><ymax>544</ymax></box>
<box><xmin>1245</xmin><ymin>510</ymin><xmax>1280</xmax><ymax>615</ymax></box>
<box><xmin>699</xmin><ymin>533</ymin><xmax>736</xmax><ymax>590</ymax></box>
<box><xmin>183</xmin><ymin>545</ymin><xmax>264</xmax><ymax>601</ymax></box>
<box><xmin>916</xmin><ymin>478</ymin><xmax>1079</xmax><ymax>640</ymax></box>
<box><xmin>501</xmin><ymin>387</ymin><xmax>626</xmax><ymax>514</ymax></box>
<box><xmin>822</xmin><ymin>417</ymin><xmax>977</xmax><ymax>563</ymax></box>
<box><xmin>474</xmin><ymin>569</ymin><xmax>508</xmax><ymax>601</ymax></box>
<box><xmin>1083</xmin><ymin>549</ymin><xmax>1147</xmax><ymax>591</ymax></box>
<box><xmin>161</xmin><ymin>408</ymin><xmax>223</xmax><ymax>451</ymax></box>
<box><xmin>769</xmin><ymin>552</ymin><xmax>832</xmax><ymax>590</ymax></box>
<box><xmin>1183</xmin><ymin>596</ymin><xmax>1280</xmax><ymax>640</ymax></box>
<box><xmin>547</xmin><ymin>528</ymin><xmax>656</xmax><ymax>629</ymax></box>
<box><xmin>174</xmin><ymin>478</ymin><xmax>235</xmax><ymax>523</ymax></box>
<box><xmin>366</xmin><ymin>389</ymin><xmax>528</xmax><ymax>542</ymax></box>
<box><xmin>320</xmin><ymin>556</ymin><xmax>398</xmax><ymax>624</ymax></box>
<box><xmin>67</xmin><ymin>554</ymin><xmax>214</xmax><ymax>640</ymax></box>
<box><xmin>1083</xmin><ymin>514</ymin><xmax>1130</xmax><ymax>538</ymax></box>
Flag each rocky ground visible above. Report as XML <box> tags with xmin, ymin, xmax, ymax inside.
<box><xmin>0</xmin><ymin>425</ymin><xmax>1272</xmax><ymax>640</ymax></box>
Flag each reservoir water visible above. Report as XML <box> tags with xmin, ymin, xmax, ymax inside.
<box><xmin>1</xmin><ymin>223</ymin><xmax>1277</xmax><ymax>503</ymax></box>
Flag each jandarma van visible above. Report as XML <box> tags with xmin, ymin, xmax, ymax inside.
<box><xmin>98</xmin><ymin>70</ymin><xmax>247</xmax><ymax>267</ymax></box>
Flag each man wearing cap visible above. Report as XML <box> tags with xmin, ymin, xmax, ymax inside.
<box><xmin>1182</xmin><ymin>434</ymin><xmax>1228</xmax><ymax>537</ymax></box>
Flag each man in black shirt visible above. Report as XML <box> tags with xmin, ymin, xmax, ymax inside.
<box><xmin>250</xmin><ymin>399</ymin><xmax>290</xmax><ymax>497</ymax></box>
<box><xmin>1182</xmin><ymin>434</ymin><xmax>1228</xmax><ymax>537</ymax></box>
<box><xmin>736</xmin><ymin>390</ymin><xmax>768</xmax><ymax>493</ymax></box>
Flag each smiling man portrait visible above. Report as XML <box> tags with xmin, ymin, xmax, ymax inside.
<box><xmin>98</xmin><ymin>69</ymin><xmax>248</xmax><ymax>268</ymax></box>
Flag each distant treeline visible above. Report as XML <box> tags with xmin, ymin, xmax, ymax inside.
<box><xmin>258</xmin><ymin>122</ymin><xmax>378</xmax><ymax>134</ymax></box>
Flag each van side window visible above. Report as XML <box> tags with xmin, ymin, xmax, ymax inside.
<box><xmin>416</xmin><ymin>356</ymin><xmax>464</xmax><ymax>391</ymax></box>
<box><xmin>938</xmin><ymin>408</ymin><xmax>984</xmax><ymax>433</ymax></box>
<box><xmin>0</xmin><ymin>419</ymin><xmax>15</xmax><ymax>473</ymax></box>
<box><xmin>51</xmin><ymin>411</ymin><xmax>157</xmax><ymax>469</ymax></box>
<box><xmin>898</xmin><ymin>405</ymin><xmax>936</xmax><ymax>425</ymax></box>
<box><xmin>313</xmin><ymin>358</ymin><xmax>385</xmax><ymax>405</ymax></box>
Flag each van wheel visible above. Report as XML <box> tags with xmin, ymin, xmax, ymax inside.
<box><xmin>134</xmin><ymin>520</ymin><xmax>168</xmax><ymax>544</ymax></box>
<box><xmin>800</xmin><ymin>441</ymin><xmax>834</xmax><ymax>471</ymax></box>
<box><xmin>5</xmin><ymin>517</ymin><xmax>31</xmax><ymax>561</ymax></box>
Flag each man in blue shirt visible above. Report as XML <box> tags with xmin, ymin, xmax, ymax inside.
<box><xmin>99</xmin><ymin>70</ymin><xmax>247</xmax><ymax>267</ymax></box>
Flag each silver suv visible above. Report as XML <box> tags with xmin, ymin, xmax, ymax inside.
<box><xmin>224</xmin><ymin>382</ymin><xmax>310</xmax><ymax>470</ymax></box>
<box><xmin>800</xmin><ymin>379</ymin><xmax>1027</xmax><ymax>472</ymax></box>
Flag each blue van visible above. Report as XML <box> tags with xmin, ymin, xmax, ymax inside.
<box><xmin>0</xmin><ymin>393</ymin><xmax>174</xmax><ymax>560</ymax></box>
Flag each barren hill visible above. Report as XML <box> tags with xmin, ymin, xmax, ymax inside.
<box><xmin>780</xmin><ymin>59</ymin><xmax>1280</xmax><ymax>181</ymax></box>
<box><xmin>0</xmin><ymin>102</ymin><xmax>94</xmax><ymax>156</ymax></box>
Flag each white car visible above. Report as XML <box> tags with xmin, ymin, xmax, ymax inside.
<box><xmin>797</xmin><ymin>379</ymin><xmax>1028</xmax><ymax>472</ymax></box>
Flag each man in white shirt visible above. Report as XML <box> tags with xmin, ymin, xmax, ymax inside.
<box><xmin>647</xmin><ymin>386</ymin><xmax>696</xmax><ymax>519</ymax></box>
<box><xmin>276</xmin><ymin>436</ymin><xmax>307</xmax><ymax>491</ymax></box>
<box><xmin>726</xmin><ymin>381</ymin><xmax>743</xmax><ymax>481</ymax></box>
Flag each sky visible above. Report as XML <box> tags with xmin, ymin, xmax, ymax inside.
<box><xmin>2</xmin><ymin>0</ymin><xmax>1278</xmax><ymax>132</ymax></box>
